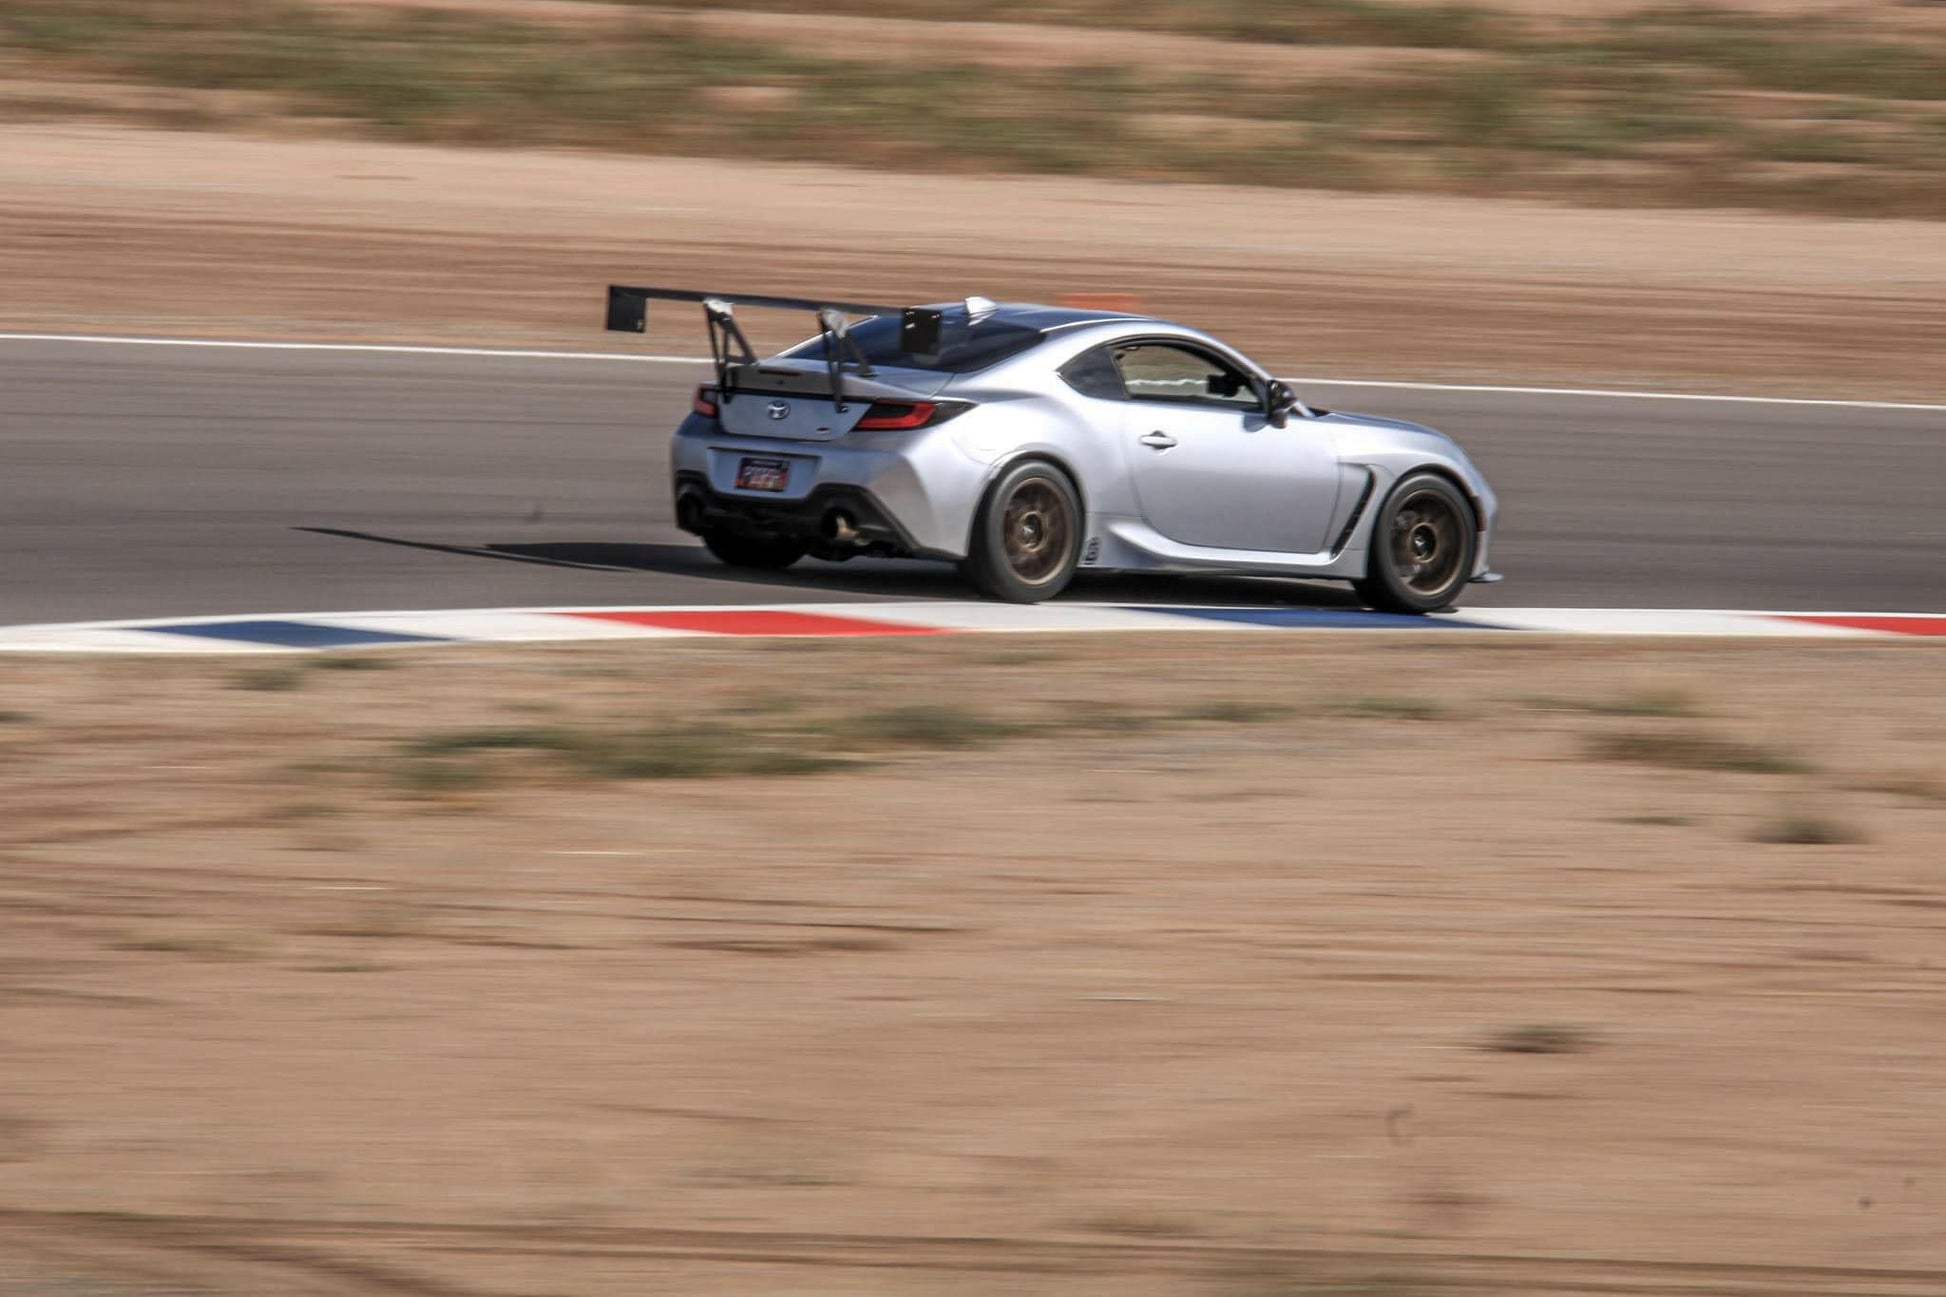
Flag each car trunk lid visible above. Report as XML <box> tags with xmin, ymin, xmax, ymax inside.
<box><xmin>717</xmin><ymin>360</ymin><xmax>950</xmax><ymax>441</ymax></box>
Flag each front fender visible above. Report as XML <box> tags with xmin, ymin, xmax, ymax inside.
<box><xmin>1320</xmin><ymin>416</ymin><xmax>1499</xmax><ymax>579</ymax></box>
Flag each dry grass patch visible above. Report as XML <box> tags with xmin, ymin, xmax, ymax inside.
<box><xmin>1752</xmin><ymin>807</ymin><xmax>1867</xmax><ymax>845</ymax></box>
<box><xmin>1846</xmin><ymin>770</ymin><xmax>1946</xmax><ymax>803</ymax></box>
<box><xmin>390</xmin><ymin>692</ymin><xmax>1312</xmax><ymax>788</ymax></box>
<box><xmin>1584</xmin><ymin>729</ymin><xmax>1811</xmax><ymax>774</ymax></box>
<box><xmin>1173</xmin><ymin>699</ymin><xmax>1299</xmax><ymax>724</ymax></box>
<box><xmin>311</xmin><ymin>654</ymin><xmax>396</xmax><ymax>671</ymax></box>
<box><xmin>848</xmin><ymin>704</ymin><xmax>1034</xmax><ymax>748</ymax></box>
<box><xmin>1482</xmin><ymin>1023</ymin><xmax>1596</xmax><ymax>1054</ymax></box>
<box><xmin>302</xmin><ymin>906</ymin><xmax>438</xmax><ymax>941</ymax></box>
<box><xmin>228</xmin><ymin>664</ymin><xmax>307</xmax><ymax>692</ymax></box>
<box><xmin>400</xmin><ymin>722</ymin><xmax>851</xmax><ymax>783</ymax></box>
<box><xmin>389</xmin><ymin>754</ymin><xmax>496</xmax><ymax>794</ymax></box>
<box><xmin>1331</xmin><ymin>696</ymin><xmax>1451</xmax><ymax>720</ymax></box>
<box><xmin>964</xmin><ymin>647</ymin><xmax>1073</xmax><ymax>666</ymax></box>
<box><xmin>1523</xmin><ymin>684</ymin><xmax>1703</xmax><ymax>717</ymax></box>
<box><xmin>111</xmin><ymin>929</ymin><xmax>270</xmax><ymax>960</ymax></box>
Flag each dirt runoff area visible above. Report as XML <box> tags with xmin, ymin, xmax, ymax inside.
<box><xmin>2</xmin><ymin>635</ymin><xmax>1945</xmax><ymax>1295</ymax></box>
<box><xmin>3</xmin><ymin>124</ymin><xmax>1945</xmax><ymax>400</ymax></box>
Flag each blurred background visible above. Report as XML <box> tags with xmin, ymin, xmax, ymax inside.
<box><xmin>3</xmin><ymin>0</ymin><xmax>1943</xmax><ymax>396</ymax></box>
<box><xmin>4</xmin><ymin>0</ymin><xmax>1945</xmax><ymax>215</ymax></box>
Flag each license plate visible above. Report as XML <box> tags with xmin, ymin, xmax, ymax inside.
<box><xmin>735</xmin><ymin>457</ymin><xmax>791</xmax><ymax>492</ymax></box>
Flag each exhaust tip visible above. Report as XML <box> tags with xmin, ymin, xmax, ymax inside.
<box><xmin>822</xmin><ymin>509</ymin><xmax>859</xmax><ymax>543</ymax></box>
<box><xmin>674</xmin><ymin>490</ymin><xmax>706</xmax><ymax>533</ymax></box>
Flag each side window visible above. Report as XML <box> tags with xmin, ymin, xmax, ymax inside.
<box><xmin>1058</xmin><ymin>346</ymin><xmax>1126</xmax><ymax>400</ymax></box>
<box><xmin>1114</xmin><ymin>342</ymin><xmax>1258</xmax><ymax>409</ymax></box>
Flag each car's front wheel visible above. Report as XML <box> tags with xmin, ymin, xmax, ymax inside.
<box><xmin>960</xmin><ymin>461</ymin><xmax>1082</xmax><ymax>603</ymax></box>
<box><xmin>702</xmin><ymin>528</ymin><xmax>806</xmax><ymax>571</ymax></box>
<box><xmin>1352</xmin><ymin>472</ymin><xmax>1476</xmax><ymax>614</ymax></box>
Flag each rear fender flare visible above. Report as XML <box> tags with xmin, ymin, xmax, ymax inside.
<box><xmin>964</xmin><ymin>451</ymin><xmax>1089</xmax><ymax>555</ymax></box>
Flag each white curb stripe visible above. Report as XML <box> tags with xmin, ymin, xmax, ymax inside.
<box><xmin>1</xmin><ymin>603</ymin><xmax>1943</xmax><ymax>653</ymax></box>
<box><xmin>307</xmin><ymin>610</ymin><xmax>693</xmax><ymax>642</ymax></box>
<box><xmin>0</xmin><ymin>626</ymin><xmax>282</xmax><ymax>654</ymax></box>
<box><xmin>821</xmin><ymin>603</ymin><xmax>1208</xmax><ymax>634</ymax></box>
<box><xmin>1457</xmin><ymin>608</ymin><xmax>1870</xmax><ymax>638</ymax></box>
<box><xmin>3</xmin><ymin>333</ymin><xmax>1942</xmax><ymax>412</ymax></box>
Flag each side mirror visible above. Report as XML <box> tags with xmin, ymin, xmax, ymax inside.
<box><xmin>1266</xmin><ymin>380</ymin><xmax>1300</xmax><ymax>428</ymax></box>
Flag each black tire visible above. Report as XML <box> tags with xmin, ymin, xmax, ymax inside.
<box><xmin>960</xmin><ymin>461</ymin><xmax>1083</xmax><ymax>603</ymax></box>
<box><xmin>702</xmin><ymin>528</ymin><xmax>806</xmax><ymax>571</ymax></box>
<box><xmin>1352</xmin><ymin>472</ymin><xmax>1477</xmax><ymax>614</ymax></box>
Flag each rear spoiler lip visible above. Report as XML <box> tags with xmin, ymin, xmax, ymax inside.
<box><xmin>714</xmin><ymin>357</ymin><xmax>952</xmax><ymax>403</ymax></box>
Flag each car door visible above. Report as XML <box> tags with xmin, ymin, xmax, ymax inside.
<box><xmin>1111</xmin><ymin>339</ymin><xmax>1340</xmax><ymax>554</ymax></box>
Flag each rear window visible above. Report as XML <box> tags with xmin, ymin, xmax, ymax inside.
<box><xmin>1058</xmin><ymin>345</ymin><xmax>1126</xmax><ymax>400</ymax></box>
<box><xmin>781</xmin><ymin>313</ymin><xmax>1044</xmax><ymax>374</ymax></box>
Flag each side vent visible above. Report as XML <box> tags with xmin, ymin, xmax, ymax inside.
<box><xmin>1082</xmin><ymin>537</ymin><xmax>1101</xmax><ymax>566</ymax></box>
<box><xmin>1330</xmin><ymin>471</ymin><xmax>1377</xmax><ymax>556</ymax></box>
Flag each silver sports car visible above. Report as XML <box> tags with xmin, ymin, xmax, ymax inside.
<box><xmin>606</xmin><ymin>286</ymin><xmax>1499</xmax><ymax>611</ymax></box>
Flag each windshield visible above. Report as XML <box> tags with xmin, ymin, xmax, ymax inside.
<box><xmin>780</xmin><ymin>311</ymin><xmax>1043</xmax><ymax>374</ymax></box>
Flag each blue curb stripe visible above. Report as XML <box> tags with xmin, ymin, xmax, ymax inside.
<box><xmin>1124</xmin><ymin>606</ymin><xmax>1495</xmax><ymax>630</ymax></box>
<box><xmin>146</xmin><ymin>620</ymin><xmax>452</xmax><ymax>648</ymax></box>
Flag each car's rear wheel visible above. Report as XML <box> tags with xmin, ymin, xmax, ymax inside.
<box><xmin>960</xmin><ymin>461</ymin><xmax>1082</xmax><ymax>603</ymax></box>
<box><xmin>702</xmin><ymin>528</ymin><xmax>806</xmax><ymax>571</ymax></box>
<box><xmin>1352</xmin><ymin>472</ymin><xmax>1476</xmax><ymax>614</ymax></box>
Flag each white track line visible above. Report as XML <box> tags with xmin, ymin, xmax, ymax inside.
<box><xmin>1287</xmin><ymin>376</ymin><xmax>1946</xmax><ymax>414</ymax></box>
<box><xmin>3</xmin><ymin>332</ymin><xmax>1943</xmax><ymax>412</ymax></box>
<box><xmin>0</xmin><ymin>333</ymin><xmax>704</xmax><ymax>365</ymax></box>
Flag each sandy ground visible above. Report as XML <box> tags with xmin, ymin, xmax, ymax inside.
<box><xmin>2</xmin><ymin>636</ymin><xmax>1945</xmax><ymax>1294</ymax></box>
<box><xmin>3</xmin><ymin>125</ymin><xmax>1944</xmax><ymax>397</ymax></box>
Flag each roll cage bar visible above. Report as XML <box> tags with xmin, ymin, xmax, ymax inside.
<box><xmin>606</xmin><ymin>284</ymin><xmax>946</xmax><ymax>414</ymax></box>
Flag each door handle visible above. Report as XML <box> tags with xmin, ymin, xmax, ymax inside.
<box><xmin>1138</xmin><ymin>431</ymin><xmax>1177</xmax><ymax>450</ymax></box>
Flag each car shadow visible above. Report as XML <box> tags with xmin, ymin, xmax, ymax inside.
<box><xmin>296</xmin><ymin>526</ymin><xmax>1362</xmax><ymax>608</ymax></box>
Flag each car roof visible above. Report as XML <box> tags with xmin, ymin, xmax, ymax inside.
<box><xmin>911</xmin><ymin>302</ymin><xmax>1157</xmax><ymax>331</ymax></box>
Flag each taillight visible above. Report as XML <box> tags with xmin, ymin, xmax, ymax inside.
<box><xmin>853</xmin><ymin>400</ymin><xmax>971</xmax><ymax>431</ymax></box>
<box><xmin>693</xmin><ymin>385</ymin><xmax>719</xmax><ymax>418</ymax></box>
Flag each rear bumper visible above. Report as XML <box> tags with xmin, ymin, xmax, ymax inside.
<box><xmin>674</xmin><ymin>471</ymin><xmax>923</xmax><ymax>555</ymax></box>
<box><xmin>668</xmin><ymin>413</ymin><xmax>987</xmax><ymax>558</ymax></box>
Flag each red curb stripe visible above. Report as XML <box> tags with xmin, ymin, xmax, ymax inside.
<box><xmin>1774</xmin><ymin>614</ymin><xmax>1946</xmax><ymax>637</ymax></box>
<box><xmin>562</xmin><ymin>610</ymin><xmax>946</xmax><ymax>637</ymax></box>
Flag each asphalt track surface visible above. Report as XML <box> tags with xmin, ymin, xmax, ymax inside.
<box><xmin>2</xmin><ymin>338</ymin><xmax>1941</xmax><ymax>626</ymax></box>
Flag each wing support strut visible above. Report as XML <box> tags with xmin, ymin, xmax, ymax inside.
<box><xmin>606</xmin><ymin>284</ymin><xmax>922</xmax><ymax>413</ymax></box>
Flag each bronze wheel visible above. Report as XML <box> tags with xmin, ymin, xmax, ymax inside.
<box><xmin>1389</xmin><ymin>487</ymin><xmax>1466</xmax><ymax>601</ymax></box>
<box><xmin>961</xmin><ymin>462</ymin><xmax>1083</xmax><ymax>603</ymax></box>
<box><xmin>1352</xmin><ymin>472</ymin><xmax>1477</xmax><ymax>614</ymax></box>
<box><xmin>1000</xmin><ymin>477</ymin><xmax>1074</xmax><ymax>587</ymax></box>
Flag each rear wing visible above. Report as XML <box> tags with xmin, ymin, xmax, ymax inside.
<box><xmin>605</xmin><ymin>284</ymin><xmax>946</xmax><ymax>413</ymax></box>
